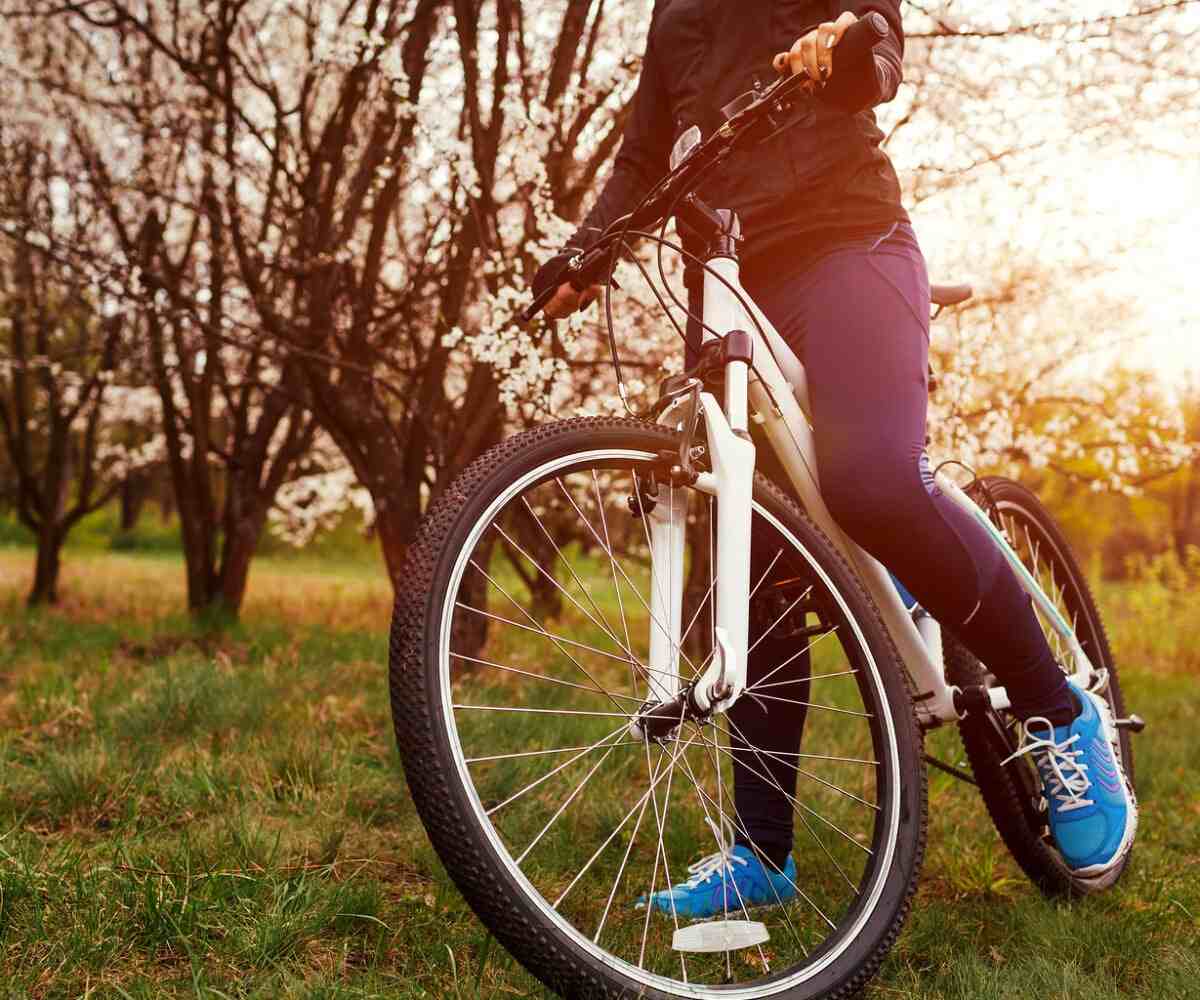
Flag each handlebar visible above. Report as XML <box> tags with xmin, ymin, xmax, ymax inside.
<box><xmin>521</xmin><ymin>11</ymin><xmax>889</xmax><ymax>323</ymax></box>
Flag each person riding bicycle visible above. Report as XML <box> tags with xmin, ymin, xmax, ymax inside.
<box><xmin>533</xmin><ymin>0</ymin><xmax>1135</xmax><ymax>919</ymax></box>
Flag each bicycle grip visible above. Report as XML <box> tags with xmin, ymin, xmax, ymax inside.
<box><xmin>773</xmin><ymin>11</ymin><xmax>888</xmax><ymax>78</ymax></box>
<box><xmin>520</xmin><ymin>283</ymin><xmax>559</xmax><ymax>323</ymax></box>
<box><xmin>837</xmin><ymin>11</ymin><xmax>889</xmax><ymax>62</ymax></box>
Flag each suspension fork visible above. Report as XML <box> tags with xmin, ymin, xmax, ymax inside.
<box><xmin>642</xmin><ymin>260</ymin><xmax>756</xmax><ymax>722</ymax></box>
<box><xmin>646</xmin><ymin>480</ymin><xmax>689</xmax><ymax>702</ymax></box>
<box><xmin>642</xmin><ymin>385</ymin><xmax>755</xmax><ymax>729</ymax></box>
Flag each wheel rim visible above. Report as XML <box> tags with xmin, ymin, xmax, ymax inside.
<box><xmin>434</xmin><ymin>447</ymin><xmax>905</xmax><ymax>995</ymax></box>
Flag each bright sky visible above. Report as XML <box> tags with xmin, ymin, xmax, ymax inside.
<box><xmin>1092</xmin><ymin>157</ymin><xmax>1200</xmax><ymax>384</ymax></box>
<box><xmin>913</xmin><ymin>150</ymin><xmax>1200</xmax><ymax>391</ymax></box>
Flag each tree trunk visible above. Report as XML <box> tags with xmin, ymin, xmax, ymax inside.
<box><xmin>217</xmin><ymin>510</ymin><xmax>267</xmax><ymax>616</ymax></box>
<box><xmin>157</xmin><ymin>476</ymin><xmax>176</xmax><ymax>523</ymax></box>
<box><xmin>28</xmin><ymin>525</ymin><xmax>63</xmax><ymax>606</ymax></box>
<box><xmin>375</xmin><ymin>504</ymin><xmax>410</xmax><ymax>589</ymax></box>
<box><xmin>119</xmin><ymin>472</ymin><xmax>151</xmax><ymax>533</ymax></box>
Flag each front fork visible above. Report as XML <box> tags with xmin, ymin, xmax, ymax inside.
<box><xmin>635</xmin><ymin>382</ymin><xmax>754</xmax><ymax>741</ymax></box>
<box><xmin>635</xmin><ymin>312</ymin><xmax>757</xmax><ymax>733</ymax></box>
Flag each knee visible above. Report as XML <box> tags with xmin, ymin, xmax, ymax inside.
<box><xmin>821</xmin><ymin>450</ymin><xmax>926</xmax><ymax>540</ymax></box>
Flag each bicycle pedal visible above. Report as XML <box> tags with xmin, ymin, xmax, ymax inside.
<box><xmin>673</xmin><ymin>919</ymin><xmax>769</xmax><ymax>953</ymax></box>
<box><xmin>1114</xmin><ymin>714</ymin><xmax>1146</xmax><ymax>734</ymax></box>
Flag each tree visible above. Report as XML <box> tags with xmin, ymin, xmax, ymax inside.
<box><xmin>4</xmin><ymin>0</ymin><xmax>1197</xmax><ymax>616</ymax></box>
<box><xmin>0</xmin><ymin>139</ymin><xmax>159</xmax><ymax>604</ymax></box>
<box><xmin>0</xmin><ymin>0</ymin><xmax>659</xmax><ymax>589</ymax></box>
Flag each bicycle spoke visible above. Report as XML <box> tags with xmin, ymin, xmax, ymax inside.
<box><xmin>745</xmin><ymin>623</ymin><xmax>841</xmax><ymax>691</ymax></box>
<box><xmin>689</xmin><ymin>728</ymin><xmax>809</xmax><ymax>957</ymax></box>
<box><xmin>639</xmin><ymin>730</ymin><xmax>690</xmax><ymax>981</ymax></box>
<box><xmin>516</xmin><ymin>743</ymin><xmax>620</xmax><ymax>864</ymax></box>
<box><xmin>749</xmin><ymin>691</ymin><xmax>874</xmax><ymax>720</ymax></box>
<box><xmin>680</xmin><ymin>724</ymin><xmax>836</xmax><ymax>932</ymax></box>
<box><xmin>746</xmin><ymin>586</ymin><xmax>813</xmax><ymax>655</ymax></box>
<box><xmin>592</xmin><ymin>469</ymin><xmax>639</xmax><ymax>696</ymax></box>
<box><xmin>593</xmin><ymin>748</ymin><xmax>665</xmax><ymax>944</ymax></box>
<box><xmin>493</xmin><ymin>523</ymin><xmax>635</xmax><ymax>662</ymax></box>
<box><xmin>482</xmin><ymin>723</ymin><xmax>629</xmax><ymax>816</ymax></box>
<box><xmin>456</xmin><ymin>705</ymin><xmax>632</xmax><ymax>719</ymax></box>
<box><xmin>466</xmin><ymin>561</ymin><xmax>634</xmax><ymax>718</ymax></box>
<box><xmin>720</xmin><ymin>745</ymin><xmax>878</xmax><ymax>765</ymax></box>
<box><xmin>750</xmin><ymin>668</ymin><xmax>859</xmax><ymax>689</ymax></box>
<box><xmin>557</xmin><ymin>471</ymin><xmax>699</xmax><ymax>681</ymax></box>
<box><xmin>451</xmin><ymin>650</ymin><xmax>645</xmax><ymax>705</ymax></box>
<box><xmin>455</xmin><ymin>602</ymin><xmax>639</xmax><ymax>666</ymax></box>
<box><xmin>520</xmin><ymin>493</ymin><xmax>623</xmax><ymax>649</ymax></box>
<box><xmin>466</xmin><ymin>742</ymin><xmax>646</xmax><ymax>765</ymax></box>
<box><xmin>455</xmin><ymin>602</ymin><xmax>689</xmax><ymax>686</ymax></box>
<box><xmin>713</xmin><ymin>718</ymin><xmax>873</xmax><ymax>858</ymax></box>
<box><xmin>671</xmin><ymin>742</ymin><xmax>771</xmax><ymax>976</ymax></box>
<box><xmin>556</xmin><ymin>733</ymin><xmax>696</xmax><ymax>910</ymax></box>
<box><xmin>717</xmin><ymin>714</ymin><xmax>878</xmax><ymax>809</ymax></box>
<box><xmin>630</xmin><ymin>470</ymin><xmax>699</xmax><ymax>684</ymax></box>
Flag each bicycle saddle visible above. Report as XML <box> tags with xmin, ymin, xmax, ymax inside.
<box><xmin>931</xmin><ymin>283</ymin><xmax>973</xmax><ymax>306</ymax></box>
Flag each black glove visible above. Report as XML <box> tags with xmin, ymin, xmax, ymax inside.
<box><xmin>532</xmin><ymin>224</ymin><xmax>627</xmax><ymax>305</ymax></box>
<box><xmin>531</xmin><ymin>249</ymin><xmax>579</xmax><ymax>302</ymax></box>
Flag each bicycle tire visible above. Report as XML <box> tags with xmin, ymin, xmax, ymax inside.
<box><xmin>945</xmin><ymin>475</ymin><xmax>1136</xmax><ymax>897</ymax></box>
<box><xmin>390</xmin><ymin>416</ymin><xmax>927</xmax><ymax>999</ymax></box>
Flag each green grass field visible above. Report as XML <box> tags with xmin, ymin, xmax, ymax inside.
<box><xmin>0</xmin><ymin>546</ymin><xmax>1197</xmax><ymax>999</ymax></box>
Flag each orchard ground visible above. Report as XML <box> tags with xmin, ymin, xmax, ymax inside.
<box><xmin>0</xmin><ymin>539</ymin><xmax>1197</xmax><ymax>999</ymax></box>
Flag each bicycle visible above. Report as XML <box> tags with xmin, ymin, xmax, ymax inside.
<box><xmin>390</xmin><ymin>14</ymin><xmax>1143</xmax><ymax>998</ymax></box>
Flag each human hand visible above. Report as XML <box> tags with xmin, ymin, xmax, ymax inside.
<box><xmin>773</xmin><ymin>11</ymin><xmax>859</xmax><ymax>86</ymax></box>
<box><xmin>544</xmin><ymin>282</ymin><xmax>601</xmax><ymax>319</ymax></box>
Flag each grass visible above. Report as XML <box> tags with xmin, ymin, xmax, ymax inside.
<box><xmin>0</xmin><ymin>544</ymin><xmax>1198</xmax><ymax>999</ymax></box>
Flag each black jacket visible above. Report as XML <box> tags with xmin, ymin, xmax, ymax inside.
<box><xmin>565</xmin><ymin>0</ymin><xmax>909</xmax><ymax>296</ymax></box>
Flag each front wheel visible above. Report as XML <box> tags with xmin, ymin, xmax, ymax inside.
<box><xmin>390</xmin><ymin>417</ymin><xmax>926</xmax><ymax>999</ymax></box>
<box><xmin>947</xmin><ymin>475</ymin><xmax>1136</xmax><ymax>896</ymax></box>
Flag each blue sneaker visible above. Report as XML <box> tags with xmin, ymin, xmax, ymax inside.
<box><xmin>636</xmin><ymin>841</ymin><xmax>797</xmax><ymax>920</ymax></box>
<box><xmin>1004</xmin><ymin>681</ymin><xmax>1137</xmax><ymax>877</ymax></box>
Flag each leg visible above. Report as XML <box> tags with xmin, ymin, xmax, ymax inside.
<box><xmin>727</xmin><ymin>506</ymin><xmax>811</xmax><ymax>869</ymax></box>
<box><xmin>756</xmin><ymin>225</ymin><xmax>1073</xmax><ymax>724</ymax></box>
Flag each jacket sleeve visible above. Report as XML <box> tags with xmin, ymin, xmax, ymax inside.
<box><xmin>566</xmin><ymin>30</ymin><xmax>674</xmax><ymax>251</ymax></box>
<box><xmin>819</xmin><ymin>1</ymin><xmax>904</xmax><ymax>114</ymax></box>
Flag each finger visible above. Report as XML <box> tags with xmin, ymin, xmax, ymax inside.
<box><xmin>832</xmin><ymin>9</ymin><xmax>859</xmax><ymax>41</ymax></box>
<box><xmin>816</xmin><ymin>22</ymin><xmax>837</xmax><ymax>79</ymax></box>
<box><xmin>782</xmin><ymin>39</ymin><xmax>802</xmax><ymax>78</ymax></box>
<box><xmin>800</xmin><ymin>33</ymin><xmax>821</xmax><ymax>82</ymax></box>
<box><xmin>544</xmin><ymin>284</ymin><xmax>580</xmax><ymax>319</ymax></box>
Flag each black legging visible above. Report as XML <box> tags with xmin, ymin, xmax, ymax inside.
<box><xmin>722</xmin><ymin>221</ymin><xmax>1072</xmax><ymax>867</ymax></box>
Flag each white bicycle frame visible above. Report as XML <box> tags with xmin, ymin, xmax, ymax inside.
<box><xmin>648</xmin><ymin>253</ymin><xmax>1097</xmax><ymax>729</ymax></box>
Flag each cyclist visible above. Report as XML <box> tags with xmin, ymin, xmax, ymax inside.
<box><xmin>532</xmin><ymin>1</ymin><xmax>1135</xmax><ymax>918</ymax></box>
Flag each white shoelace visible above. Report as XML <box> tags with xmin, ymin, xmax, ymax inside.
<box><xmin>1002</xmin><ymin>717</ymin><xmax>1094</xmax><ymax>813</ymax></box>
<box><xmin>682</xmin><ymin>817</ymin><xmax>749</xmax><ymax>887</ymax></box>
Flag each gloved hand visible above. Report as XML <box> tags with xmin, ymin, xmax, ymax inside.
<box><xmin>531</xmin><ymin>248</ymin><xmax>602</xmax><ymax>320</ymax></box>
<box><xmin>531</xmin><ymin>250</ymin><xmax>579</xmax><ymax>300</ymax></box>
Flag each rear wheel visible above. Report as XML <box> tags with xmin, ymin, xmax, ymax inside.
<box><xmin>390</xmin><ymin>417</ymin><xmax>927</xmax><ymax>998</ymax></box>
<box><xmin>947</xmin><ymin>476</ymin><xmax>1135</xmax><ymax>896</ymax></box>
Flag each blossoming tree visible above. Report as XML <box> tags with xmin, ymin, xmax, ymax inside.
<box><xmin>0</xmin><ymin>138</ymin><xmax>162</xmax><ymax>604</ymax></box>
